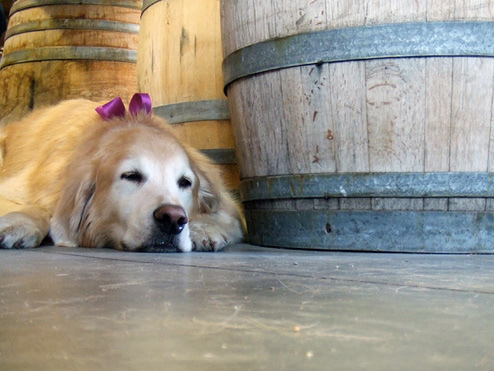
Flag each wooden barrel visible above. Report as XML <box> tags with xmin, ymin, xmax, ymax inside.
<box><xmin>221</xmin><ymin>1</ymin><xmax>494</xmax><ymax>252</ymax></box>
<box><xmin>137</xmin><ymin>0</ymin><xmax>239</xmax><ymax>190</ymax></box>
<box><xmin>0</xmin><ymin>0</ymin><xmax>142</xmax><ymax>123</ymax></box>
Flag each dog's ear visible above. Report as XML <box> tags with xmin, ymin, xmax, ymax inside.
<box><xmin>188</xmin><ymin>148</ymin><xmax>244</xmax><ymax>228</ymax></box>
<box><xmin>50</xmin><ymin>169</ymin><xmax>95</xmax><ymax>247</ymax></box>
<box><xmin>187</xmin><ymin>147</ymin><xmax>246</xmax><ymax>247</ymax></box>
<box><xmin>191</xmin><ymin>152</ymin><xmax>223</xmax><ymax>214</ymax></box>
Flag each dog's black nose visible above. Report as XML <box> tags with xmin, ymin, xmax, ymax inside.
<box><xmin>153</xmin><ymin>204</ymin><xmax>188</xmax><ymax>234</ymax></box>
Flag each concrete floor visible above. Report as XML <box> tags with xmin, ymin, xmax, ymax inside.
<box><xmin>1</xmin><ymin>244</ymin><xmax>493</xmax><ymax>370</ymax></box>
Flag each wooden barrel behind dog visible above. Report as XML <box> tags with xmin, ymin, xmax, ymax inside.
<box><xmin>0</xmin><ymin>0</ymin><xmax>142</xmax><ymax>123</ymax></box>
<box><xmin>222</xmin><ymin>1</ymin><xmax>494</xmax><ymax>252</ymax></box>
<box><xmin>137</xmin><ymin>0</ymin><xmax>239</xmax><ymax>190</ymax></box>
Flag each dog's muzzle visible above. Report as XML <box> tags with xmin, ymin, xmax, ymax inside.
<box><xmin>121</xmin><ymin>204</ymin><xmax>190</xmax><ymax>253</ymax></box>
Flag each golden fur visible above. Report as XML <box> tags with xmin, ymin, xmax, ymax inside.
<box><xmin>0</xmin><ymin>99</ymin><xmax>243</xmax><ymax>252</ymax></box>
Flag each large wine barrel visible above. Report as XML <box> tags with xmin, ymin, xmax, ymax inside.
<box><xmin>0</xmin><ymin>0</ymin><xmax>141</xmax><ymax>123</ymax></box>
<box><xmin>137</xmin><ymin>0</ymin><xmax>239</xmax><ymax>190</ymax></box>
<box><xmin>222</xmin><ymin>1</ymin><xmax>494</xmax><ymax>252</ymax></box>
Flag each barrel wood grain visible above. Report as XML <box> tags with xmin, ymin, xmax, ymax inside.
<box><xmin>222</xmin><ymin>0</ymin><xmax>494</xmax><ymax>212</ymax></box>
<box><xmin>446</xmin><ymin>0</ymin><xmax>494</xmax><ymax>211</ymax></box>
<box><xmin>0</xmin><ymin>2</ymin><xmax>140</xmax><ymax>123</ymax></box>
<box><xmin>138</xmin><ymin>0</ymin><xmax>224</xmax><ymax>103</ymax></box>
<box><xmin>138</xmin><ymin>0</ymin><xmax>238</xmax><ymax>189</ymax></box>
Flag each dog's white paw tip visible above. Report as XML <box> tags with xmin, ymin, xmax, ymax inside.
<box><xmin>0</xmin><ymin>230</ymin><xmax>40</xmax><ymax>249</ymax></box>
<box><xmin>191</xmin><ymin>235</ymin><xmax>227</xmax><ymax>252</ymax></box>
<box><xmin>0</xmin><ymin>216</ymin><xmax>44</xmax><ymax>249</ymax></box>
<box><xmin>189</xmin><ymin>216</ymin><xmax>242</xmax><ymax>252</ymax></box>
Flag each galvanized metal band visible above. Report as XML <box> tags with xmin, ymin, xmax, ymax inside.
<box><xmin>10</xmin><ymin>0</ymin><xmax>143</xmax><ymax>15</ymax></box>
<box><xmin>245</xmin><ymin>209</ymin><xmax>494</xmax><ymax>253</ymax></box>
<box><xmin>240</xmin><ymin>173</ymin><xmax>494</xmax><ymax>202</ymax></box>
<box><xmin>200</xmin><ymin>148</ymin><xmax>237</xmax><ymax>165</ymax></box>
<box><xmin>0</xmin><ymin>46</ymin><xmax>137</xmax><ymax>69</ymax></box>
<box><xmin>152</xmin><ymin>100</ymin><xmax>230</xmax><ymax>125</ymax></box>
<box><xmin>152</xmin><ymin>100</ymin><xmax>234</xmax><ymax>164</ymax></box>
<box><xmin>223</xmin><ymin>21</ymin><xmax>494</xmax><ymax>90</ymax></box>
<box><xmin>142</xmin><ymin>0</ymin><xmax>160</xmax><ymax>14</ymax></box>
<box><xmin>5</xmin><ymin>19</ymin><xmax>140</xmax><ymax>40</ymax></box>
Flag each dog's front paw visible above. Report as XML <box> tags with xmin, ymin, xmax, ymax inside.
<box><xmin>0</xmin><ymin>213</ymin><xmax>45</xmax><ymax>249</ymax></box>
<box><xmin>189</xmin><ymin>219</ymin><xmax>231</xmax><ymax>252</ymax></box>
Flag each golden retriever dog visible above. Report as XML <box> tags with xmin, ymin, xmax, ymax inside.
<box><xmin>0</xmin><ymin>94</ymin><xmax>243</xmax><ymax>252</ymax></box>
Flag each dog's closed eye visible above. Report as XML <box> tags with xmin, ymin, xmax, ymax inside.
<box><xmin>178</xmin><ymin>176</ymin><xmax>192</xmax><ymax>189</ymax></box>
<box><xmin>121</xmin><ymin>170</ymin><xmax>145</xmax><ymax>183</ymax></box>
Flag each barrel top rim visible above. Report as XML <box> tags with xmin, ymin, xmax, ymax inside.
<box><xmin>142</xmin><ymin>0</ymin><xmax>160</xmax><ymax>15</ymax></box>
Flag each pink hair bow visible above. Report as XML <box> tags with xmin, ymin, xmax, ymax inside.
<box><xmin>96</xmin><ymin>93</ymin><xmax>152</xmax><ymax>120</ymax></box>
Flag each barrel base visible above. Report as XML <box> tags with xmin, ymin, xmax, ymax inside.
<box><xmin>245</xmin><ymin>209</ymin><xmax>494</xmax><ymax>253</ymax></box>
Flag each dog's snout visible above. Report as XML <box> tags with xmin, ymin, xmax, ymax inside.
<box><xmin>153</xmin><ymin>204</ymin><xmax>188</xmax><ymax>234</ymax></box>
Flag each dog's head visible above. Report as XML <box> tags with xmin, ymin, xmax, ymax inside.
<box><xmin>50</xmin><ymin>112</ymin><xmax>222</xmax><ymax>252</ymax></box>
